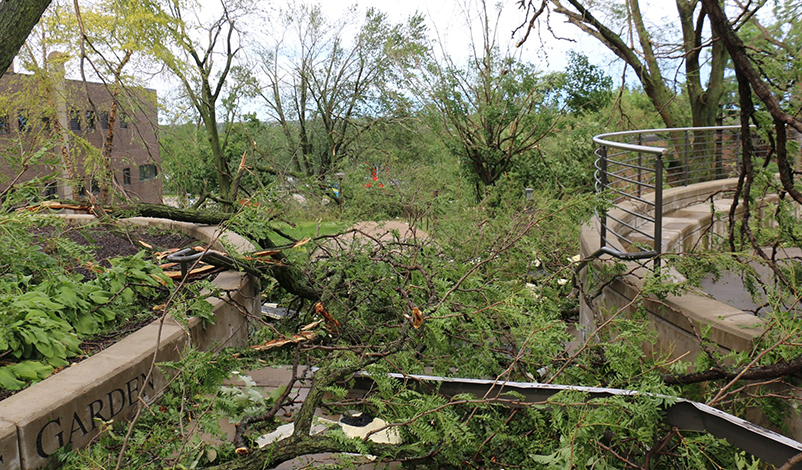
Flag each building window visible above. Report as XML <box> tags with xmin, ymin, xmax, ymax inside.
<box><xmin>44</xmin><ymin>181</ymin><xmax>57</xmax><ymax>199</ymax></box>
<box><xmin>139</xmin><ymin>164</ymin><xmax>157</xmax><ymax>181</ymax></box>
<box><xmin>17</xmin><ymin>111</ymin><xmax>29</xmax><ymax>133</ymax></box>
<box><xmin>120</xmin><ymin>114</ymin><xmax>128</xmax><ymax>129</ymax></box>
<box><xmin>122</xmin><ymin>168</ymin><xmax>131</xmax><ymax>185</ymax></box>
<box><xmin>41</xmin><ymin>116</ymin><xmax>51</xmax><ymax>131</ymax></box>
<box><xmin>99</xmin><ymin>111</ymin><xmax>109</xmax><ymax>130</ymax></box>
<box><xmin>0</xmin><ymin>115</ymin><xmax>8</xmax><ymax>134</ymax></box>
<box><xmin>85</xmin><ymin>110</ymin><xmax>96</xmax><ymax>129</ymax></box>
<box><xmin>69</xmin><ymin>109</ymin><xmax>81</xmax><ymax>131</ymax></box>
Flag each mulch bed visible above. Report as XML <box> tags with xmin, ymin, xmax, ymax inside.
<box><xmin>0</xmin><ymin>223</ymin><xmax>201</xmax><ymax>401</ymax></box>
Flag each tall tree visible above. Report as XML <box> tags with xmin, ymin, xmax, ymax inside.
<box><xmin>0</xmin><ymin>0</ymin><xmax>52</xmax><ymax>77</ymax></box>
<box><xmin>703</xmin><ymin>0</ymin><xmax>802</xmax><ymax>199</ymax></box>
<box><xmin>28</xmin><ymin>0</ymin><xmax>157</xmax><ymax>204</ymax></box>
<box><xmin>428</xmin><ymin>0</ymin><xmax>560</xmax><ymax>196</ymax></box>
<box><xmin>133</xmin><ymin>0</ymin><xmax>254</xmax><ymax>209</ymax></box>
<box><xmin>257</xmin><ymin>5</ymin><xmax>427</xmax><ymax>179</ymax></box>
<box><xmin>517</xmin><ymin>0</ymin><xmax>761</xmax><ymax>129</ymax></box>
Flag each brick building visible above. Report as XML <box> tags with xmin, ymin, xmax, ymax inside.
<box><xmin>0</xmin><ymin>63</ymin><xmax>161</xmax><ymax>203</ymax></box>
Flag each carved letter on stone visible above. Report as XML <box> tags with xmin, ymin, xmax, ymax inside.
<box><xmin>88</xmin><ymin>399</ymin><xmax>106</xmax><ymax>430</ymax></box>
<box><xmin>69</xmin><ymin>412</ymin><xmax>89</xmax><ymax>443</ymax></box>
<box><xmin>107</xmin><ymin>388</ymin><xmax>126</xmax><ymax>418</ymax></box>
<box><xmin>36</xmin><ymin>418</ymin><xmax>64</xmax><ymax>458</ymax></box>
<box><xmin>126</xmin><ymin>376</ymin><xmax>140</xmax><ymax>407</ymax></box>
<box><xmin>141</xmin><ymin>373</ymin><xmax>155</xmax><ymax>392</ymax></box>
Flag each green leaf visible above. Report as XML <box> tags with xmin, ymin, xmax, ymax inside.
<box><xmin>73</xmin><ymin>314</ymin><xmax>99</xmax><ymax>335</ymax></box>
<box><xmin>57</xmin><ymin>286</ymin><xmax>80</xmax><ymax>307</ymax></box>
<box><xmin>0</xmin><ymin>367</ymin><xmax>26</xmax><ymax>390</ymax></box>
<box><xmin>88</xmin><ymin>290</ymin><xmax>111</xmax><ymax>304</ymax></box>
<box><xmin>9</xmin><ymin>361</ymin><xmax>53</xmax><ymax>381</ymax></box>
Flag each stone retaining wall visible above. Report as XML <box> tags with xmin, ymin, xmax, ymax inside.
<box><xmin>0</xmin><ymin>216</ymin><xmax>259</xmax><ymax>469</ymax></box>
<box><xmin>578</xmin><ymin>178</ymin><xmax>802</xmax><ymax>437</ymax></box>
<box><xmin>579</xmin><ymin>178</ymin><xmax>768</xmax><ymax>357</ymax></box>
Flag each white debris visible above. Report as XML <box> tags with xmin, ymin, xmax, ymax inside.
<box><xmin>256</xmin><ymin>414</ymin><xmax>402</xmax><ymax>449</ymax></box>
<box><xmin>256</xmin><ymin>417</ymin><xmax>338</xmax><ymax>448</ymax></box>
<box><xmin>339</xmin><ymin>415</ymin><xmax>402</xmax><ymax>444</ymax></box>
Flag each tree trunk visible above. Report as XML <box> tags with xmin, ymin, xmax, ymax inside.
<box><xmin>206</xmin><ymin>435</ymin><xmax>406</xmax><ymax>470</ymax></box>
<box><xmin>0</xmin><ymin>0</ymin><xmax>52</xmax><ymax>76</ymax></box>
<box><xmin>132</xmin><ymin>203</ymin><xmax>320</xmax><ymax>300</ymax></box>
<box><xmin>37</xmin><ymin>201</ymin><xmax>321</xmax><ymax>300</ymax></box>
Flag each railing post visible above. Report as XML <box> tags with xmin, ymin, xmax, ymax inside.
<box><xmin>637</xmin><ymin>134</ymin><xmax>643</xmax><ymax>197</ymax></box>
<box><xmin>654</xmin><ymin>153</ymin><xmax>664</xmax><ymax>271</ymax></box>
<box><xmin>715</xmin><ymin>116</ymin><xmax>724</xmax><ymax>179</ymax></box>
<box><xmin>683</xmin><ymin>130</ymin><xmax>690</xmax><ymax>186</ymax></box>
<box><xmin>599</xmin><ymin>145</ymin><xmax>608</xmax><ymax>250</ymax></box>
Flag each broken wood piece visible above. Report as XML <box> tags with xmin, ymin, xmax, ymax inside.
<box><xmin>301</xmin><ymin>320</ymin><xmax>323</xmax><ymax>331</ymax></box>
<box><xmin>249</xmin><ymin>249</ymin><xmax>281</xmax><ymax>257</ymax></box>
<box><xmin>154</xmin><ymin>247</ymin><xmax>181</xmax><ymax>260</ymax></box>
<box><xmin>315</xmin><ymin>302</ymin><xmax>340</xmax><ymax>330</ymax></box>
<box><xmin>23</xmin><ymin>201</ymin><xmax>91</xmax><ymax>212</ymax></box>
<box><xmin>403</xmin><ymin>307</ymin><xmax>424</xmax><ymax>329</ymax></box>
<box><xmin>162</xmin><ymin>264</ymin><xmax>218</xmax><ymax>279</ymax></box>
<box><xmin>293</xmin><ymin>237</ymin><xmax>311</xmax><ymax>248</ymax></box>
<box><xmin>251</xmin><ymin>331</ymin><xmax>317</xmax><ymax>351</ymax></box>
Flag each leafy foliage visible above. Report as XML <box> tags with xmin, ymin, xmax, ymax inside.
<box><xmin>429</xmin><ymin>48</ymin><xmax>561</xmax><ymax>193</ymax></box>
<box><xmin>0</xmin><ymin>214</ymin><xmax>173</xmax><ymax>390</ymax></box>
<box><xmin>561</xmin><ymin>51</ymin><xmax>613</xmax><ymax>115</ymax></box>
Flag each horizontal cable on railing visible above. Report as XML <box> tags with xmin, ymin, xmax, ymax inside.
<box><xmin>605</xmin><ymin>227</ymin><xmax>637</xmax><ymax>246</ymax></box>
<box><xmin>607</xmin><ymin>214</ymin><xmax>656</xmax><ymax>240</ymax></box>
<box><xmin>607</xmin><ymin>187</ymin><xmax>657</xmax><ymax>206</ymax></box>
<box><xmin>607</xmin><ymin>159</ymin><xmax>657</xmax><ymax>173</ymax></box>
<box><xmin>607</xmin><ymin>172</ymin><xmax>657</xmax><ymax>190</ymax></box>
<box><xmin>609</xmin><ymin>154</ymin><xmax>650</xmax><ymax>166</ymax></box>
<box><xmin>614</xmin><ymin>204</ymin><xmax>656</xmax><ymax>224</ymax></box>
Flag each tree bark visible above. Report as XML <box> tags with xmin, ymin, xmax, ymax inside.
<box><xmin>540</xmin><ymin>0</ymin><xmax>738</xmax><ymax>129</ymax></box>
<box><xmin>0</xmin><ymin>0</ymin><xmax>52</xmax><ymax>77</ymax></box>
<box><xmin>207</xmin><ymin>435</ymin><xmax>406</xmax><ymax>470</ymax></box>
<box><xmin>663</xmin><ymin>355</ymin><xmax>802</xmax><ymax>385</ymax></box>
<box><xmin>702</xmin><ymin>0</ymin><xmax>802</xmax><ymax>134</ymax></box>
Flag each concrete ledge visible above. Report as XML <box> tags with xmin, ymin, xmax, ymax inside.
<box><xmin>0</xmin><ymin>216</ymin><xmax>259</xmax><ymax>469</ymax></box>
<box><xmin>580</xmin><ymin>178</ymin><xmax>769</xmax><ymax>357</ymax></box>
<box><xmin>579</xmin><ymin>178</ymin><xmax>802</xmax><ymax>437</ymax></box>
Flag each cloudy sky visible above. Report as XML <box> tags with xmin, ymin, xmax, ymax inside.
<box><xmin>316</xmin><ymin>0</ymin><xmax>611</xmax><ymax>72</ymax></box>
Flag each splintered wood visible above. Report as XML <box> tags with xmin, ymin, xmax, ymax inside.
<box><xmin>251</xmin><ymin>321</ymin><xmax>322</xmax><ymax>351</ymax></box>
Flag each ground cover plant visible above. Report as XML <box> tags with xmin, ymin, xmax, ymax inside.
<box><xmin>0</xmin><ymin>213</ymin><xmax>198</xmax><ymax>394</ymax></box>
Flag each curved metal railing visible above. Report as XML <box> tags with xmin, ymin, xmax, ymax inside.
<box><xmin>590</xmin><ymin>125</ymin><xmax>764</xmax><ymax>267</ymax></box>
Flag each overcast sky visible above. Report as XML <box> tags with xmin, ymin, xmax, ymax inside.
<box><xmin>313</xmin><ymin>0</ymin><xmax>612</xmax><ymax>72</ymax></box>
<box><xmin>153</xmin><ymin>0</ymin><xmax>626</xmax><ymax>121</ymax></box>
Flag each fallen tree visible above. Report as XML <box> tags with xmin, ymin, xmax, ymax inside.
<box><xmin>26</xmin><ymin>200</ymin><xmax>321</xmax><ymax>301</ymax></box>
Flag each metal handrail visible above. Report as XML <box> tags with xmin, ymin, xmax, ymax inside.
<box><xmin>589</xmin><ymin>125</ymin><xmax>753</xmax><ymax>269</ymax></box>
<box><xmin>592</xmin><ymin>125</ymin><xmax>745</xmax><ymax>154</ymax></box>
